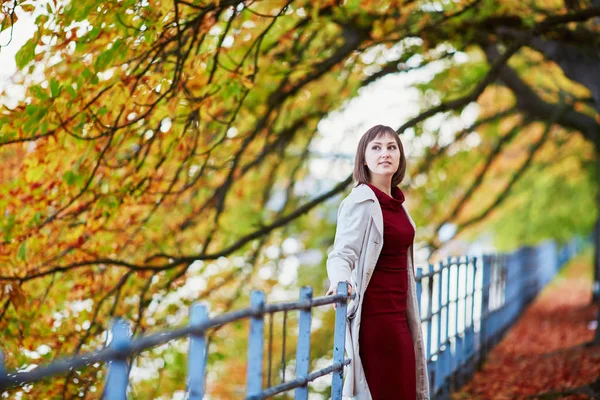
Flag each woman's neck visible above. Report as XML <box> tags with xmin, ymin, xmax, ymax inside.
<box><xmin>368</xmin><ymin>178</ymin><xmax>392</xmax><ymax>197</ymax></box>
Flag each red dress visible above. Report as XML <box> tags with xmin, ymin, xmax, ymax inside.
<box><xmin>359</xmin><ymin>183</ymin><xmax>416</xmax><ymax>400</ymax></box>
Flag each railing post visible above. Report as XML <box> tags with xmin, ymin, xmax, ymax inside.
<box><xmin>465</xmin><ymin>256</ymin><xmax>477</xmax><ymax>377</ymax></box>
<box><xmin>247</xmin><ymin>291</ymin><xmax>265</xmax><ymax>397</ymax></box>
<box><xmin>188</xmin><ymin>303</ymin><xmax>209</xmax><ymax>400</ymax></box>
<box><xmin>453</xmin><ymin>260</ymin><xmax>462</xmax><ymax>390</ymax></box>
<box><xmin>480</xmin><ymin>255</ymin><xmax>492</xmax><ymax>365</ymax></box>
<box><xmin>416</xmin><ymin>267</ymin><xmax>423</xmax><ymax>313</ymax></box>
<box><xmin>331</xmin><ymin>281</ymin><xmax>348</xmax><ymax>400</ymax></box>
<box><xmin>437</xmin><ymin>261</ymin><xmax>445</xmax><ymax>395</ymax></box>
<box><xmin>446</xmin><ymin>257</ymin><xmax>467</xmax><ymax>378</ymax></box>
<box><xmin>295</xmin><ymin>287</ymin><xmax>313</xmax><ymax>400</ymax></box>
<box><xmin>423</xmin><ymin>263</ymin><xmax>435</xmax><ymax>391</ymax></box>
<box><xmin>105</xmin><ymin>318</ymin><xmax>131</xmax><ymax>400</ymax></box>
<box><xmin>425</xmin><ymin>264</ymin><xmax>433</xmax><ymax>362</ymax></box>
<box><xmin>416</xmin><ymin>266</ymin><xmax>424</xmax><ymax>360</ymax></box>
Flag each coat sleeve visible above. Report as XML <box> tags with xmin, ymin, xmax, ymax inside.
<box><xmin>325</xmin><ymin>198</ymin><xmax>370</xmax><ymax>295</ymax></box>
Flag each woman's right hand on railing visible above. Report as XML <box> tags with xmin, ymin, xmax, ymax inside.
<box><xmin>326</xmin><ymin>281</ymin><xmax>353</xmax><ymax>310</ymax></box>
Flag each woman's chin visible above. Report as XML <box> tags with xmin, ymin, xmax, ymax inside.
<box><xmin>372</xmin><ymin>170</ymin><xmax>395</xmax><ymax>178</ymax></box>
<box><xmin>380</xmin><ymin>166</ymin><xmax>396</xmax><ymax>173</ymax></box>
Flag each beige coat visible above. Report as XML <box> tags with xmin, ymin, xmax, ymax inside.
<box><xmin>326</xmin><ymin>183</ymin><xmax>430</xmax><ymax>400</ymax></box>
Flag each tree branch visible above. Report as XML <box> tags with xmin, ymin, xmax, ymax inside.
<box><xmin>484</xmin><ymin>44</ymin><xmax>600</xmax><ymax>148</ymax></box>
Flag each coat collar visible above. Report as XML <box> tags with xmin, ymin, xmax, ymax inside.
<box><xmin>348</xmin><ymin>183</ymin><xmax>382</xmax><ymax>236</ymax></box>
<box><xmin>347</xmin><ymin>183</ymin><xmax>376</xmax><ymax>204</ymax></box>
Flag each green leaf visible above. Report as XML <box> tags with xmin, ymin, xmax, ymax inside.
<box><xmin>25</xmin><ymin>104</ymin><xmax>38</xmax><ymax>116</ymax></box>
<box><xmin>66</xmin><ymin>84</ymin><xmax>77</xmax><ymax>98</ymax></box>
<box><xmin>345</xmin><ymin>0</ymin><xmax>362</xmax><ymax>12</ymax></box>
<box><xmin>0</xmin><ymin>17</ymin><xmax>12</xmax><ymax>34</ymax></box>
<box><xmin>66</xmin><ymin>0</ymin><xmax>102</xmax><ymax>22</ymax></box>
<box><xmin>210</xmin><ymin>351</ymin><xmax>226</xmax><ymax>361</ymax></box>
<box><xmin>144</xmin><ymin>30</ymin><xmax>153</xmax><ymax>44</ymax></box>
<box><xmin>17</xmin><ymin>241</ymin><xmax>27</xmax><ymax>261</ymax></box>
<box><xmin>29</xmin><ymin>212</ymin><xmax>43</xmax><ymax>227</ymax></box>
<box><xmin>81</xmin><ymin>67</ymin><xmax>100</xmax><ymax>84</ymax></box>
<box><xmin>50</xmin><ymin>79</ymin><xmax>61</xmax><ymax>98</ymax></box>
<box><xmin>30</xmin><ymin>85</ymin><xmax>49</xmax><ymax>101</ymax></box>
<box><xmin>88</xmin><ymin>26</ymin><xmax>101</xmax><ymax>41</ymax></box>
<box><xmin>40</xmin><ymin>121</ymin><xmax>49</xmax><ymax>134</ymax></box>
<box><xmin>94</xmin><ymin>39</ymin><xmax>123</xmax><ymax>72</ymax></box>
<box><xmin>2</xmin><ymin>214</ymin><xmax>15</xmax><ymax>242</ymax></box>
<box><xmin>75</xmin><ymin>41</ymin><xmax>87</xmax><ymax>53</ymax></box>
<box><xmin>15</xmin><ymin>37</ymin><xmax>37</xmax><ymax>69</ymax></box>
<box><xmin>94</xmin><ymin>51</ymin><xmax>111</xmax><ymax>72</ymax></box>
<box><xmin>99</xmin><ymin>195</ymin><xmax>119</xmax><ymax>211</ymax></box>
<box><xmin>63</xmin><ymin>171</ymin><xmax>77</xmax><ymax>186</ymax></box>
<box><xmin>24</xmin><ymin>104</ymin><xmax>47</xmax><ymax>123</ymax></box>
<box><xmin>64</xmin><ymin>170</ymin><xmax>86</xmax><ymax>188</ymax></box>
<box><xmin>81</xmin><ymin>68</ymin><xmax>93</xmax><ymax>79</ymax></box>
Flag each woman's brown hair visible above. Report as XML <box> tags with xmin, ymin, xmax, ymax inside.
<box><xmin>353</xmin><ymin>124</ymin><xmax>406</xmax><ymax>187</ymax></box>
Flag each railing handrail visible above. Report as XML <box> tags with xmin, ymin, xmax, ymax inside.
<box><xmin>0</xmin><ymin>292</ymin><xmax>355</xmax><ymax>391</ymax></box>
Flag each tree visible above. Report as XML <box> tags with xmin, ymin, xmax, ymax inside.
<box><xmin>0</xmin><ymin>0</ymin><xmax>598</xmax><ymax>397</ymax></box>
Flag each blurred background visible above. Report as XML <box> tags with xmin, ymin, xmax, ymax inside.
<box><xmin>0</xmin><ymin>0</ymin><xmax>599</xmax><ymax>398</ymax></box>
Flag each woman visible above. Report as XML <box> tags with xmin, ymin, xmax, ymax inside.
<box><xmin>326</xmin><ymin>125</ymin><xmax>430</xmax><ymax>399</ymax></box>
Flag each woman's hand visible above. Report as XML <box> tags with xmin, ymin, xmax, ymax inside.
<box><xmin>332</xmin><ymin>281</ymin><xmax>353</xmax><ymax>309</ymax></box>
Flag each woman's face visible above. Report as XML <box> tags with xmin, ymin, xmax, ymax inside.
<box><xmin>364</xmin><ymin>133</ymin><xmax>400</xmax><ymax>181</ymax></box>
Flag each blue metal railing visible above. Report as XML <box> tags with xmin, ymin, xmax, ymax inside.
<box><xmin>0</xmin><ymin>235</ymin><xmax>589</xmax><ymax>399</ymax></box>
<box><xmin>416</xmin><ymin>235</ymin><xmax>588</xmax><ymax>399</ymax></box>
<box><xmin>0</xmin><ymin>282</ymin><xmax>354</xmax><ymax>399</ymax></box>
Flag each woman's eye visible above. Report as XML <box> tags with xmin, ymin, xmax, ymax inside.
<box><xmin>372</xmin><ymin>145</ymin><xmax>380</xmax><ymax>150</ymax></box>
